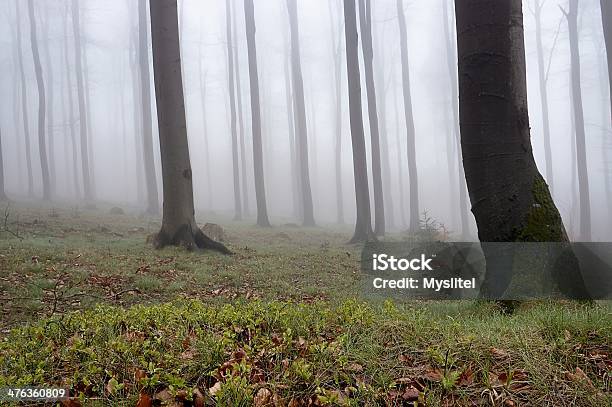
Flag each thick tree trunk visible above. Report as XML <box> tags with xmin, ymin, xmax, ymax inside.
<box><xmin>0</xmin><ymin>127</ymin><xmax>6</xmax><ymax>201</ymax></box>
<box><xmin>149</xmin><ymin>0</ymin><xmax>229</xmax><ymax>253</ymax></box>
<box><xmin>286</xmin><ymin>0</ymin><xmax>315</xmax><ymax>226</ymax></box>
<box><xmin>343</xmin><ymin>0</ymin><xmax>375</xmax><ymax>243</ymax></box>
<box><xmin>396</xmin><ymin>0</ymin><xmax>420</xmax><ymax>232</ymax></box>
<box><xmin>533</xmin><ymin>0</ymin><xmax>554</xmax><ymax>191</ymax></box>
<box><xmin>602</xmin><ymin>0</ymin><xmax>612</xmax><ymax>124</ymax></box>
<box><xmin>283</xmin><ymin>42</ymin><xmax>301</xmax><ymax>220</ymax></box>
<box><xmin>442</xmin><ymin>0</ymin><xmax>469</xmax><ymax>237</ymax></box>
<box><xmin>455</xmin><ymin>0</ymin><xmax>589</xmax><ymax>299</ymax></box>
<box><xmin>27</xmin><ymin>0</ymin><xmax>51</xmax><ymax>201</ymax></box>
<box><xmin>232</xmin><ymin>0</ymin><xmax>250</xmax><ymax>216</ymax></box>
<box><xmin>358</xmin><ymin>0</ymin><xmax>385</xmax><ymax>236</ymax></box>
<box><xmin>226</xmin><ymin>0</ymin><xmax>243</xmax><ymax>221</ymax></box>
<box><xmin>42</xmin><ymin>5</ymin><xmax>56</xmax><ymax>197</ymax></box>
<box><xmin>564</xmin><ymin>0</ymin><xmax>591</xmax><ymax>241</ymax></box>
<box><xmin>71</xmin><ymin>0</ymin><xmax>92</xmax><ymax>202</ymax></box>
<box><xmin>15</xmin><ymin>1</ymin><xmax>34</xmax><ymax>197</ymax></box>
<box><xmin>63</xmin><ymin>6</ymin><xmax>81</xmax><ymax>199</ymax></box>
<box><xmin>138</xmin><ymin>0</ymin><xmax>161</xmax><ymax>215</ymax></box>
<box><xmin>244</xmin><ymin>0</ymin><xmax>271</xmax><ymax>227</ymax></box>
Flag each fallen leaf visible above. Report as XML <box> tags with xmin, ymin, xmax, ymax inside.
<box><xmin>490</xmin><ymin>347</ymin><xmax>510</xmax><ymax>359</ymax></box>
<box><xmin>153</xmin><ymin>388</ymin><xmax>172</xmax><ymax>402</ymax></box>
<box><xmin>134</xmin><ymin>369</ymin><xmax>147</xmax><ymax>382</ymax></box>
<box><xmin>566</xmin><ymin>367</ymin><xmax>594</xmax><ymax>389</ymax></box>
<box><xmin>136</xmin><ymin>392</ymin><xmax>153</xmax><ymax>407</ymax></box>
<box><xmin>347</xmin><ymin>363</ymin><xmax>363</xmax><ymax>372</ymax></box>
<box><xmin>402</xmin><ymin>386</ymin><xmax>420</xmax><ymax>401</ymax></box>
<box><xmin>209</xmin><ymin>382</ymin><xmax>222</xmax><ymax>396</ymax></box>
<box><xmin>193</xmin><ymin>389</ymin><xmax>206</xmax><ymax>407</ymax></box>
<box><xmin>458</xmin><ymin>366</ymin><xmax>474</xmax><ymax>386</ymax></box>
<box><xmin>423</xmin><ymin>369</ymin><xmax>443</xmax><ymax>382</ymax></box>
<box><xmin>254</xmin><ymin>388</ymin><xmax>272</xmax><ymax>406</ymax></box>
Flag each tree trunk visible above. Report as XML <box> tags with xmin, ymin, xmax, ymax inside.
<box><xmin>601</xmin><ymin>0</ymin><xmax>612</xmax><ymax>124</ymax></box>
<box><xmin>244</xmin><ymin>0</ymin><xmax>271</xmax><ymax>227</ymax></box>
<box><xmin>42</xmin><ymin>4</ymin><xmax>56</xmax><ymax>198</ymax></box>
<box><xmin>226</xmin><ymin>0</ymin><xmax>243</xmax><ymax>221</ymax></box>
<box><xmin>138</xmin><ymin>0</ymin><xmax>161</xmax><ymax>215</ymax></box>
<box><xmin>455</xmin><ymin>0</ymin><xmax>589</xmax><ymax>299</ymax></box>
<box><xmin>149</xmin><ymin>0</ymin><xmax>230</xmax><ymax>253</ymax></box>
<box><xmin>394</xmin><ymin>82</ymin><xmax>408</xmax><ymax>229</ymax></box>
<box><xmin>0</xmin><ymin>127</ymin><xmax>6</xmax><ymax>201</ymax></box>
<box><xmin>532</xmin><ymin>0</ymin><xmax>554</xmax><ymax>192</ymax></box>
<box><xmin>358</xmin><ymin>0</ymin><xmax>385</xmax><ymax>236</ymax></box>
<box><xmin>232</xmin><ymin>0</ymin><xmax>250</xmax><ymax>216</ymax></box>
<box><xmin>63</xmin><ymin>5</ymin><xmax>81</xmax><ymax>199</ymax></box>
<box><xmin>283</xmin><ymin>40</ymin><xmax>301</xmax><ymax>220</ymax></box>
<box><xmin>442</xmin><ymin>0</ymin><xmax>469</xmax><ymax>237</ymax></box>
<box><xmin>396</xmin><ymin>0</ymin><xmax>420</xmax><ymax>232</ymax></box>
<box><xmin>564</xmin><ymin>0</ymin><xmax>591</xmax><ymax>241</ymax></box>
<box><xmin>15</xmin><ymin>0</ymin><xmax>34</xmax><ymax>197</ymax></box>
<box><xmin>286</xmin><ymin>0</ymin><xmax>315</xmax><ymax>226</ymax></box>
<box><xmin>343</xmin><ymin>0</ymin><xmax>375</xmax><ymax>243</ymax></box>
<box><xmin>27</xmin><ymin>0</ymin><xmax>51</xmax><ymax>201</ymax></box>
<box><xmin>198</xmin><ymin>46</ymin><xmax>214</xmax><ymax>210</ymax></box>
<box><xmin>71</xmin><ymin>0</ymin><xmax>92</xmax><ymax>202</ymax></box>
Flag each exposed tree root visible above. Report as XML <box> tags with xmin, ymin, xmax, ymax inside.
<box><xmin>153</xmin><ymin>223</ymin><xmax>232</xmax><ymax>254</ymax></box>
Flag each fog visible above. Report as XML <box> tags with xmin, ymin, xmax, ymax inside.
<box><xmin>0</xmin><ymin>0</ymin><xmax>610</xmax><ymax>240</ymax></box>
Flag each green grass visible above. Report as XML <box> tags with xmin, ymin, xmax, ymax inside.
<box><xmin>0</xmin><ymin>202</ymin><xmax>610</xmax><ymax>406</ymax></box>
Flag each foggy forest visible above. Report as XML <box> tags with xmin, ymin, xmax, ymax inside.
<box><xmin>0</xmin><ymin>0</ymin><xmax>611</xmax><ymax>405</ymax></box>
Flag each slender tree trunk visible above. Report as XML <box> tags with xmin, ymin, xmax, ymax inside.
<box><xmin>0</xmin><ymin>127</ymin><xmax>6</xmax><ymax>201</ymax></box>
<box><xmin>82</xmin><ymin>23</ymin><xmax>96</xmax><ymax>199</ymax></box>
<box><xmin>226</xmin><ymin>0</ymin><xmax>243</xmax><ymax>220</ymax></box>
<box><xmin>564</xmin><ymin>0</ymin><xmax>591</xmax><ymax>241</ymax></box>
<box><xmin>455</xmin><ymin>0</ymin><xmax>589</xmax><ymax>300</ymax></box>
<box><xmin>358</xmin><ymin>0</ymin><xmax>385</xmax><ymax>236</ymax></box>
<box><xmin>344</xmin><ymin>0</ymin><xmax>374</xmax><ymax>243</ymax></box>
<box><xmin>42</xmin><ymin>4</ymin><xmax>56</xmax><ymax>197</ymax></box>
<box><xmin>138</xmin><ymin>0</ymin><xmax>161</xmax><ymax>215</ymax></box>
<box><xmin>129</xmin><ymin>10</ymin><xmax>146</xmax><ymax>206</ymax></box>
<box><xmin>283</xmin><ymin>41</ymin><xmax>301</xmax><ymax>220</ymax></box>
<box><xmin>27</xmin><ymin>0</ymin><xmax>51</xmax><ymax>200</ymax></box>
<box><xmin>63</xmin><ymin>4</ymin><xmax>80</xmax><ymax>199</ymax></box>
<box><xmin>286</xmin><ymin>0</ymin><xmax>315</xmax><ymax>226</ymax></box>
<box><xmin>442</xmin><ymin>0</ymin><xmax>469</xmax><ymax>236</ymax></box>
<box><xmin>71</xmin><ymin>0</ymin><xmax>92</xmax><ymax>201</ymax></box>
<box><xmin>15</xmin><ymin>1</ymin><xmax>34</xmax><ymax>197</ymax></box>
<box><xmin>397</xmin><ymin>0</ymin><xmax>420</xmax><ymax>232</ymax></box>
<box><xmin>198</xmin><ymin>47</ymin><xmax>214</xmax><ymax>210</ymax></box>
<box><xmin>232</xmin><ymin>0</ymin><xmax>250</xmax><ymax>216</ymax></box>
<box><xmin>244</xmin><ymin>0</ymin><xmax>271</xmax><ymax>227</ymax></box>
<box><xmin>394</xmin><ymin>82</ymin><xmax>408</xmax><ymax>229</ymax></box>
<box><xmin>149</xmin><ymin>0</ymin><xmax>229</xmax><ymax>253</ymax></box>
<box><xmin>601</xmin><ymin>0</ymin><xmax>612</xmax><ymax>124</ymax></box>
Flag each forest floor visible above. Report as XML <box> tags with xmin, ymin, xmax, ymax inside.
<box><xmin>0</xmin><ymin>202</ymin><xmax>610</xmax><ymax>406</ymax></box>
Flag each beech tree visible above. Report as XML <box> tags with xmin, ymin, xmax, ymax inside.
<box><xmin>0</xmin><ymin>127</ymin><xmax>5</xmax><ymax>201</ymax></box>
<box><xmin>27</xmin><ymin>0</ymin><xmax>51</xmax><ymax>200</ymax></box>
<box><xmin>344</xmin><ymin>0</ymin><xmax>375</xmax><ymax>243</ymax></box>
<box><xmin>283</xmin><ymin>36</ymin><xmax>301</xmax><ymax>220</ymax></box>
<box><xmin>42</xmin><ymin>4</ymin><xmax>56</xmax><ymax>196</ymax></box>
<box><xmin>149</xmin><ymin>0</ymin><xmax>229</xmax><ymax>253</ymax></box>
<box><xmin>358</xmin><ymin>0</ymin><xmax>385</xmax><ymax>236</ymax></box>
<box><xmin>396</xmin><ymin>0</ymin><xmax>419</xmax><ymax>232</ymax></box>
<box><xmin>601</xmin><ymin>0</ymin><xmax>612</xmax><ymax>124</ymax></box>
<box><xmin>138</xmin><ymin>0</ymin><xmax>160</xmax><ymax>215</ymax></box>
<box><xmin>562</xmin><ymin>0</ymin><xmax>591</xmax><ymax>241</ymax></box>
<box><xmin>244</xmin><ymin>0</ymin><xmax>271</xmax><ymax>227</ymax></box>
<box><xmin>286</xmin><ymin>0</ymin><xmax>316</xmax><ymax>226</ymax></box>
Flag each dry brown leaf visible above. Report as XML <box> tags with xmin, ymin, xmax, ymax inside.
<box><xmin>193</xmin><ymin>388</ymin><xmax>206</xmax><ymax>407</ymax></box>
<box><xmin>153</xmin><ymin>388</ymin><xmax>172</xmax><ymax>402</ymax></box>
<box><xmin>254</xmin><ymin>388</ymin><xmax>272</xmax><ymax>406</ymax></box>
<box><xmin>134</xmin><ymin>368</ymin><xmax>147</xmax><ymax>382</ymax></box>
<box><xmin>209</xmin><ymin>382</ymin><xmax>222</xmax><ymax>396</ymax></box>
<box><xmin>490</xmin><ymin>347</ymin><xmax>510</xmax><ymax>359</ymax></box>
<box><xmin>136</xmin><ymin>392</ymin><xmax>153</xmax><ymax>407</ymax></box>
<box><xmin>347</xmin><ymin>363</ymin><xmax>363</xmax><ymax>372</ymax></box>
<box><xmin>402</xmin><ymin>386</ymin><xmax>420</xmax><ymax>401</ymax></box>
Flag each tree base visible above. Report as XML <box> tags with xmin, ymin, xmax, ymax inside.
<box><xmin>153</xmin><ymin>224</ymin><xmax>232</xmax><ymax>254</ymax></box>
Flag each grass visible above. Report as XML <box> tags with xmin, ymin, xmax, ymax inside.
<box><xmin>0</xmin><ymin>202</ymin><xmax>610</xmax><ymax>406</ymax></box>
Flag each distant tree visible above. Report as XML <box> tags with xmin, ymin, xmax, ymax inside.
<box><xmin>27</xmin><ymin>0</ymin><xmax>51</xmax><ymax>200</ymax></box>
<box><xmin>42</xmin><ymin>3</ymin><xmax>56</xmax><ymax>197</ymax></box>
<box><xmin>15</xmin><ymin>0</ymin><xmax>34</xmax><ymax>197</ymax></box>
<box><xmin>149</xmin><ymin>0</ymin><xmax>230</xmax><ymax>253</ymax></box>
<box><xmin>286</xmin><ymin>0</ymin><xmax>315</xmax><ymax>227</ymax></box>
<box><xmin>71</xmin><ymin>0</ymin><xmax>93</xmax><ymax>202</ymax></box>
<box><xmin>562</xmin><ymin>0</ymin><xmax>591</xmax><ymax>240</ymax></box>
<box><xmin>226</xmin><ymin>0</ymin><xmax>243</xmax><ymax>221</ymax></box>
<box><xmin>244</xmin><ymin>0</ymin><xmax>271</xmax><ymax>227</ymax></box>
<box><xmin>455</xmin><ymin>0</ymin><xmax>589</xmax><ymax>300</ymax></box>
<box><xmin>198</xmin><ymin>43</ymin><xmax>213</xmax><ymax>210</ymax></box>
<box><xmin>138</xmin><ymin>0</ymin><xmax>160</xmax><ymax>215</ymax></box>
<box><xmin>396</xmin><ymin>0</ymin><xmax>420</xmax><ymax>232</ymax></box>
<box><xmin>283</xmin><ymin>37</ymin><xmax>301</xmax><ymax>220</ymax></box>
<box><xmin>358</xmin><ymin>0</ymin><xmax>385</xmax><ymax>236</ymax></box>
<box><xmin>0</xmin><ymin>127</ymin><xmax>6</xmax><ymax>201</ymax></box>
<box><xmin>601</xmin><ymin>0</ymin><xmax>612</xmax><ymax>124</ymax></box>
<box><xmin>393</xmin><ymin>80</ymin><xmax>408</xmax><ymax>228</ymax></box>
<box><xmin>343</xmin><ymin>0</ymin><xmax>375</xmax><ymax>243</ymax></box>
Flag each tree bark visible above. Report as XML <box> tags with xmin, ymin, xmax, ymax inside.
<box><xmin>283</xmin><ymin>39</ymin><xmax>301</xmax><ymax>220</ymax></box>
<box><xmin>244</xmin><ymin>0</ymin><xmax>271</xmax><ymax>227</ymax></box>
<box><xmin>455</xmin><ymin>0</ymin><xmax>589</xmax><ymax>300</ymax></box>
<box><xmin>396</xmin><ymin>0</ymin><xmax>420</xmax><ymax>232</ymax></box>
<box><xmin>442</xmin><ymin>0</ymin><xmax>469</xmax><ymax>236</ymax></box>
<box><xmin>42</xmin><ymin>4</ymin><xmax>56</xmax><ymax>198</ymax></box>
<box><xmin>358</xmin><ymin>0</ymin><xmax>385</xmax><ymax>236</ymax></box>
<box><xmin>15</xmin><ymin>0</ymin><xmax>34</xmax><ymax>197</ymax></box>
<box><xmin>533</xmin><ymin>0</ymin><xmax>554</xmax><ymax>191</ymax></box>
<box><xmin>149</xmin><ymin>0</ymin><xmax>230</xmax><ymax>253</ymax></box>
<box><xmin>71</xmin><ymin>0</ymin><xmax>92</xmax><ymax>202</ymax></box>
<box><xmin>286</xmin><ymin>0</ymin><xmax>315</xmax><ymax>226</ymax></box>
<box><xmin>0</xmin><ymin>127</ymin><xmax>6</xmax><ymax>201</ymax></box>
<box><xmin>198</xmin><ymin>46</ymin><xmax>214</xmax><ymax>210</ymax></box>
<box><xmin>138</xmin><ymin>0</ymin><xmax>161</xmax><ymax>215</ymax></box>
<box><xmin>563</xmin><ymin>0</ymin><xmax>591</xmax><ymax>241</ymax></box>
<box><xmin>226</xmin><ymin>0</ymin><xmax>243</xmax><ymax>220</ymax></box>
<box><xmin>343</xmin><ymin>0</ymin><xmax>375</xmax><ymax>243</ymax></box>
<box><xmin>601</xmin><ymin>0</ymin><xmax>612</xmax><ymax>124</ymax></box>
<box><xmin>394</xmin><ymin>82</ymin><xmax>408</xmax><ymax>229</ymax></box>
<box><xmin>27</xmin><ymin>0</ymin><xmax>51</xmax><ymax>201</ymax></box>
